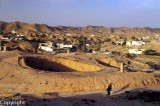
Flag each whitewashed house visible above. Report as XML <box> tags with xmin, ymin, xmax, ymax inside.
<box><xmin>56</xmin><ymin>43</ymin><xmax>63</xmax><ymax>48</ymax></box>
<box><xmin>126</xmin><ymin>41</ymin><xmax>145</xmax><ymax>46</ymax></box>
<box><xmin>38</xmin><ymin>43</ymin><xmax>53</xmax><ymax>52</ymax></box>
<box><xmin>86</xmin><ymin>44</ymin><xmax>90</xmax><ymax>46</ymax></box>
<box><xmin>1</xmin><ymin>37</ymin><xmax>10</xmax><ymax>40</ymax></box>
<box><xmin>132</xmin><ymin>41</ymin><xmax>145</xmax><ymax>46</ymax></box>
<box><xmin>66</xmin><ymin>34</ymin><xmax>71</xmax><ymax>36</ymax></box>
<box><xmin>126</xmin><ymin>41</ymin><xmax>132</xmax><ymax>46</ymax></box>
<box><xmin>56</xmin><ymin>43</ymin><xmax>73</xmax><ymax>49</ymax></box>
<box><xmin>115</xmin><ymin>41</ymin><xmax>125</xmax><ymax>45</ymax></box>
<box><xmin>90</xmin><ymin>34</ymin><xmax>95</xmax><ymax>37</ymax></box>
<box><xmin>20</xmin><ymin>34</ymin><xmax>25</xmax><ymax>37</ymax></box>
<box><xmin>92</xmin><ymin>51</ymin><xmax>98</xmax><ymax>54</ymax></box>
<box><xmin>62</xmin><ymin>44</ymin><xmax>73</xmax><ymax>48</ymax></box>
<box><xmin>16</xmin><ymin>34</ymin><xmax>25</xmax><ymax>37</ymax></box>
<box><xmin>1</xmin><ymin>36</ymin><xmax>11</xmax><ymax>41</ymax></box>
<box><xmin>129</xmin><ymin>49</ymin><xmax>145</xmax><ymax>55</ymax></box>
<box><xmin>11</xmin><ymin>30</ymin><xmax>16</xmax><ymax>34</ymax></box>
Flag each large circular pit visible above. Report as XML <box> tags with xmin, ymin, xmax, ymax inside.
<box><xmin>23</xmin><ymin>56</ymin><xmax>101</xmax><ymax>72</ymax></box>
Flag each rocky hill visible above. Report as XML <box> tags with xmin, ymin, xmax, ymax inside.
<box><xmin>0</xmin><ymin>20</ymin><xmax>160</xmax><ymax>36</ymax></box>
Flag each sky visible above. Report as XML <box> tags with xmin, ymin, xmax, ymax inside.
<box><xmin>0</xmin><ymin>0</ymin><xmax>160</xmax><ymax>27</ymax></box>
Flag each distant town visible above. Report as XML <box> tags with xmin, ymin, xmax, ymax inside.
<box><xmin>1</xmin><ymin>28</ymin><xmax>160</xmax><ymax>56</ymax></box>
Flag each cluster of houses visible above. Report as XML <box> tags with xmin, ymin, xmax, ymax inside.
<box><xmin>0</xmin><ymin>30</ymin><xmax>26</xmax><ymax>42</ymax></box>
<box><xmin>128</xmin><ymin>42</ymin><xmax>147</xmax><ymax>54</ymax></box>
<box><xmin>38</xmin><ymin>42</ymin><xmax>73</xmax><ymax>53</ymax></box>
<box><xmin>37</xmin><ymin>33</ymin><xmax>156</xmax><ymax>55</ymax></box>
<box><xmin>37</xmin><ymin>33</ymin><xmax>97</xmax><ymax>53</ymax></box>
<box><xmin>0</xmin><ymin>30</ymin><xmax>27</xmax><ymax>52</ymax></box>
<box><xmin>127</xmin><ymin>41</ymin><xmax>146</xmax><ymax>54</ymax></box>
<box><xmin>1</xmin><ymin>29</ymin><xmax>160</xmax><ymax>56</ymax></box>
<box><xmin>38</xmin><ymin>43</ymin><xmax>53</xmax><ymax>52</ymax></box>
<box><xmin>128</xmin><ymin>49</ymin><xmax>145</xmax><ymax>55</ymax></box>
<box><xmin>126</xmin><ymin>41</ymin><xmax>145</xmax><ymax>46</ymax></box>
<box><xmin>115</xmin><ymin>40</ymin><xmax>146</xmax><ymax>46</ymax></box>
<box><xmin>114</xmin><ymin>40</ymin><xmax>146</xmax><ymax>55</ymax></box>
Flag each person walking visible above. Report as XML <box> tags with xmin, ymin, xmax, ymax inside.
<box><xmin>106</xmin><ymin>83</ymin><xmax>112</xmax><ymax>96</ymax></box>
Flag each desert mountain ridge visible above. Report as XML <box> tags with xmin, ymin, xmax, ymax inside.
<box><xmin>0</xmin><ymin>20</ymin><xmax>160</xmax><ymax>35</ymax></box>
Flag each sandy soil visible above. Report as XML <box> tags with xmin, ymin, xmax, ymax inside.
<box><xmin>2</xmin><ymin>84</ymin><xmax>160</xmax><ymax>106</ymax></box>
<box><xmin>0</xmin><ymin>51</ymin><xmax>160</xmax><ymax>106</ymax></box>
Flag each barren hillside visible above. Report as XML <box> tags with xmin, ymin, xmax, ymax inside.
<box><xmin>1</xmin><ymin>21</ymin><xmax>160</xmax><ymax>36</ymax></box>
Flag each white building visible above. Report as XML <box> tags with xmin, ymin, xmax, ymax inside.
<box><xmin>129</xmin><ymin>49</ymin><xmax>145</xmax><ymax>55</ymax></box>
<box><xmin>90</xmin><ymin>34</ymin><xmax>95</xmax><ymax>37</ymax></box>
<box><xmin>1</xmin><ymin>37</ymin><xmax>9</xmax><ymax>40</ymax></box>
<box><xmin>12</xmin><ymin>30</ymin><xmax>16</xmax><ymax>34</ymax></box>
<box><xmin>115</xmin><ymin>41</ymin><xmax>125</xmax><ymax>45</ymax></box>
<box><xmin>126</xmin><ymin>41</ymin><xmax>132</xmax><ymax>45</ymax></box>
<box><xmin>86</xmin><ymin>44</ymin><xmax>90</xmax><ymax>46</ymax></box>
<box><xmin>56</xmin><ymin>43</ymin><xmax>73</xmax><ymax>49</ymax></box>
<box><xmin>1</xmin><ymin>37</ymin><xmax>11</xmax><ymax>41</ymax></box>
<box><xmin>126</xmin><ymin>41</ymin><xmax>145</xmax><ymax>46</ymax></box>
<box><xmin>92</xmin><ymin>51</ymin><xmax>98</xmax><ymax>54</ymax></box>
<box><xmin>62</xmin><ymin>44</ymin><xmax>73</xmax><ymax>48</ymax></box>
<box><xmin>66</xmin><ymin>34</ymin><xmax>71</xmax><ymax>36</ymax></box>
<box><xmin>20</xmin><ymin>34</ymin><xmax>25</xmax><ymax>37</ymax></box>
<box><xmin>132</xmin><ymin>41</ymin><xmax>145</xmax><ymax>46</ymax></box>
<box><xmin>38</xmin><ymin>43</ymin><xmax>53</xmax><ymax>52</ymax></box>
<box><xmin>16</xmin><ymin>34</ymin><xmax>25</xmax><ymax>37</ymax></box>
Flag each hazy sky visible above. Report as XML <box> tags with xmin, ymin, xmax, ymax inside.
<box><xmin>0</xmin><ymin>0</ymin><xmax>160</xmax><ymax>27</ymax></box>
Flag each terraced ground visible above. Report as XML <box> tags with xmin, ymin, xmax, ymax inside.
<box><xmin>0</xmin><ymin>51</ymin><xmax>159</xmax><ymax>96</ymax></box>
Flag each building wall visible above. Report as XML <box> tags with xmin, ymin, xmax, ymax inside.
<box><xmin>132</xmin><ymin>41</ymin><xmax>145</xmax><ymax>46</ymax></box>
<box><xmin>39</xmin><ymin>46</ymin><xmax>53</xmax><ymax>52</ymax></box>
<box><xmin>129</xmin><ymin>49</ymin><xmax>143</xmax><ymax>54</ymax></box>
<box><xmin>39</xmin><ymin>43</ymin><xmax>53</xmax><ymax>52</ymax></box>
<box><xmin>126</xmin><ymin>41</ymin><xmax>145</xmax><ymax>46</ymax></box>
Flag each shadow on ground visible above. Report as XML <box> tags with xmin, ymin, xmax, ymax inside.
<box><xmin>2</xmin><ymin>88</ymin><xmax>160</xmax><ymax>106</ymax></box>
